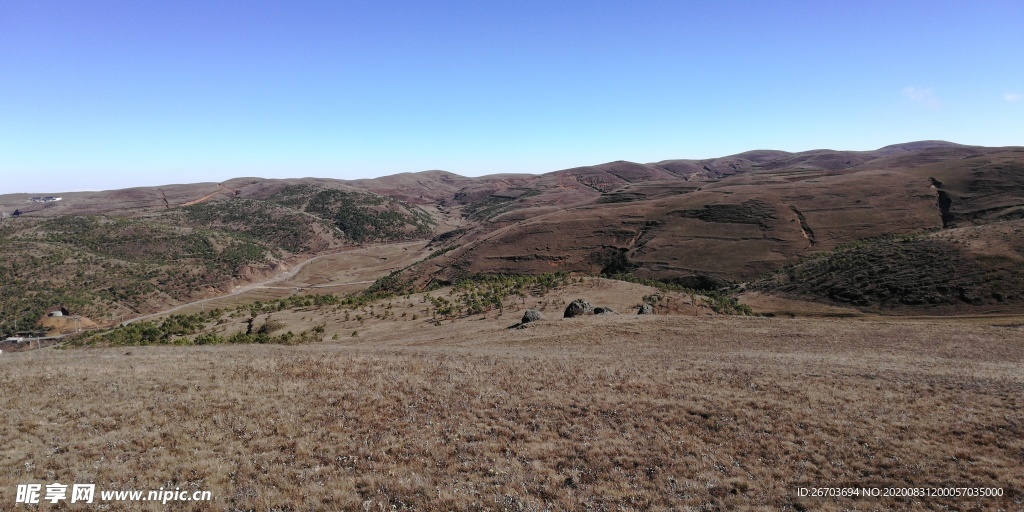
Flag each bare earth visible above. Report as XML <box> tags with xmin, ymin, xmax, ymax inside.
<box><xmin>2</xmin><ymin>314</ymin><xmax>1021</xmax><ymax>510</ymax></box>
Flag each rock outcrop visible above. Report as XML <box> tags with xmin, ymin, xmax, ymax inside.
<box><xmin>564</xmin><ymin>299</ymin><xmax>593</xmax><ymax>318</ymax></box>
<box><xmin>521</xmin><ymin>309</ymin><xmax>544</xmax><ymax>323</ymax></box>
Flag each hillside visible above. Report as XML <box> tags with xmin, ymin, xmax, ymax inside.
<box><xmin>749</xmin><ymin>220</ymin><xmax>1024</xmax><ymax>314</ymax></box>
<box><xmin>5</xmin><ymin>311</ymin><xmax>1021</xmax><ymax>510</ymax></box>
<box><xmin>2</xmin><ymin>141</ymin><xmax>1023</xmax><ymax>334</ymax></box>
<box><xmin>67</xmin><ymin>275</ymin><xmax>730</xmax><ymax>348</ymax></box>
<box><xmin>395</xmin><ymin>144</ymin><xmax>1024</xmax><ymax>315</ymax></box>
<box><xmin>0</xmin><ymin>185</ymin><xmax>438</xmax><ymax>336</ymax></box>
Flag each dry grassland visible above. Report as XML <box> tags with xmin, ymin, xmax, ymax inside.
<box><xmin>166</xmin><ymin>278</ymin><xmax>706</xmax><ymax>346</ymax></box>
<box><xmin>2</xmin><ymin>315</ymin><xmax>1022</xmax><ymax>511</ymax></box>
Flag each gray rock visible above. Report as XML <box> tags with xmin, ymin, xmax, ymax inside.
<box><xmin>637</xmin><ymin>304</ymin><xmax>654</xmax><ymax>315</ymax></box>
<box><xmin>521</xmin><ymin>309</ymin><xmax>544</xmax><ymax>323</ymax></box>
<box><xmin>563</xmin><ymin>299</ymin><xmax>593</xmax><ymax>318</ymax></box>
<box><xmin>593</xmin><ymin>307</ymin><xmax>616</xmax><ymax>315</ymax></box>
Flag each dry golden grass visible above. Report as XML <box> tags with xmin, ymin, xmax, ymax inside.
<box><xmin>2</xmin><ymin>314</ymin><xmax>1022</xmax><ymax>511</ymax></box>
<box><xmin>170</xmin><ymin>278</ymin><xmax>708</xmax><ymax>347</ymax></box>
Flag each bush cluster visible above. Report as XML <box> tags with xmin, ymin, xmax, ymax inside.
<box><xmin>272</xmin><ymin>185</ymin><xmax>436</xmax><ymax>243</ymax></box>
<box><xmin>72</xmin><ymin>294</ymin><xmax>340</xmax><ymax>347</ymax></box>
<box><xmin>608</xmin><ymin>273</ymin><xmax>752</xmax><ymax>315</ymax></box>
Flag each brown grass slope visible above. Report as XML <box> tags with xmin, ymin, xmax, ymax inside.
<box><xmin>0</xmin><ymin>182</ymin><xmax>438</xmax><ymax>336</ymax></box>
<box><xmin>408</xmin><ymin>144</ymin><xmax>1023</xmax><ymax>301</ymax></box>
<box><xmin>4</xmin><ymin>141</ymin><xmax>1022</xmax><ymax>320</ymax></box>
<box><xmin>751</xmin><ymin>220</ymin><xmax>1024</xmax><ymax>314</ymax></box>
<box><xmin>2</xmin><ymin>315</ymin><xmax>1021</xmax><ymax>510</ymax></box>
<box><xmin>0</xmin><ymin>211</ymin><xmax>340</xmax><ymax>336</ymax></box>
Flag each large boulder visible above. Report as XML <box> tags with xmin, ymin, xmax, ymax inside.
<box><xmin>563</xmin><ymin>299</ymin><xmax>593</xmax><ymax>318</ymax></box>
<box><xmin>637</xmin><ymin>304</ymin><xmax>655</xmax><ymax>315</ymax></box>
<box><xmin>521</xmin><ymin>309</ymin><xmax>544</xmax><ymax>323</ymax></box>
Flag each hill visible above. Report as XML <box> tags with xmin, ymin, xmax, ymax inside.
<box><xmin>749</xmin><ymin>220</ymin><xmax>1024</xmax><ymax>314</ymax></box>
<box><xmin>2</xmin><ymin>141</ymin><xmax>1023</xmax><ymax>334</ymax></box>
<box><xmin>0</xmin><ymin>184</ymin><xmax>438</xmax><ymax>335</ymax></box>
<box><xmin>396</xmin><ymin>144</ymin><xmax>1024</xmax><ymax>314</ymax></box>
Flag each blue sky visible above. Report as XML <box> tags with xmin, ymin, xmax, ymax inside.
<box><xmin>1</xmin><ymin>0</ymin><xmax>1021</xmax><ymax>193</ymax></box>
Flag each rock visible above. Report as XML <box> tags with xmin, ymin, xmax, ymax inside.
<box><xmin>563</xmin><ymin>299</ymin><xmax>593</xmax><ymax>318</ymax></box>
<box><xmin>637</xmin><ymin>304</ymin><xmax>654</xmax><ymax>315</ymax></box>
<box><xmin>593</xmin><ymin>307</ymin><xmax>616</xmax><ymax>315</ymax></box>
<box><xmin>521</xmin><ymin>309</ymin><xmax>544</xmax><ymax>323</ymax></box>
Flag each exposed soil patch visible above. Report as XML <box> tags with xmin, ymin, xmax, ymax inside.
<box><xmin>788</xmin><ymin>205</ymin><xmax>816</xmax><ymax>245</ymax></box>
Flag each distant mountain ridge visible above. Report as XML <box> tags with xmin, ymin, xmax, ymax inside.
<box><xmin>0</xmin><ymin>140</ymin><xmax>981</xmax><ymax>205</ymax></box>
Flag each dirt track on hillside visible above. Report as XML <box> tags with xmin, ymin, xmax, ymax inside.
<box><xmin>125</xmin><ymin>240</ymin><xmax>429</xmax><ymax>323</ymax></box>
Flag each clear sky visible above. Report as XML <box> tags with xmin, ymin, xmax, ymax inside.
<box><xmin>1</xmin><ymin>0</ymin><xmax>1021</xmax><ymax>193</ymax></box>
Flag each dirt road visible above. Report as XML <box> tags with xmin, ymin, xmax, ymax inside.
<box><xmin>124</xmin><ymin>241</ymin><xmax>427</xmax><ymax>324</ymax></box>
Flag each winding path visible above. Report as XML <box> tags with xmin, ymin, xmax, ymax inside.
<box><xmin>123</xmin><ymin>241</ymin><xmax>425</xmax><ymax>325</ymax></box>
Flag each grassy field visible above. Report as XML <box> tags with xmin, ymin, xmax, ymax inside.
<box><xmin>2</xmin><ymin>314</ymin><xmax>1021</xmax><ymax>510</ymax></box>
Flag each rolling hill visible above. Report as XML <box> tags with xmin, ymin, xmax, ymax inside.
<box><xmin>2</xmin><ymin>141</ymin><xmax>1023</xmax><ymax>335</ymax></box>
<box><xmin>0</xmin><ymin>184</ymin><xmax>437</xmax><ymax>335</ymax></box>
<box><xmin>400</xmin><ymin>143</ymin><xmax>1024</xmax><ymax>302</ymax></box>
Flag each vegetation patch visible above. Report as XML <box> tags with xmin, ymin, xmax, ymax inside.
<box><xmin>441</xmin><ymin>273</ymin><xmax>571</xmax><ymax>319</ymax></box>
<box><xmin>39</xmin><ymin>216</ymin><xmax>216</xmax><ymax>263</ymax></box>
<box><xmin>178</xmin><ymin>199</ymin><xmax>339</xmax><ymax>253</ymax></box>
<box><xmin>66</xmin><ymin>272</ymin><xmax>576</xmax><ymax>346</ymax></box>
<box><xmin>270</xmin><ymin>185</ymin><xmax>435</xmax><ymax>242</ymax></box>
<box><xmin>462</xmin><ymin>189</ymin><xmax>540</xmax><ymax>221</ymax></box>
<box><xmin>752</xmin><ymin>233</ymin><xmax>1024</xmax><ymax>309</ymax></box>
<box><xmin>70</xmin><ymin>294</ymin><xmax>341</xmax><ymax>347</ymax></box>
<box><xmin>607</xmin><ymin>273</ymin><xmax>753</xmax><ymax>315</ymax></box>
<box><xmin>0</xmin><ymin>216</ymin><xmax>285</xmax><ymax>337</ymax></box>
<box><xmin>0</xmin><ymin>185</ymin><xmax>438</xmax><ymax>336</ymax></box>
<box><xmin>592</xmin><ymin>247</ymin><xmax>639</xmax><ymax>275</ymax></box>
<box><xmin>347</xmin><ymin>271</ymin><xmax>573</xmax><ymax>321</ymax></box>
<box><xmin>427</xmin><ymin>244</ymin><xmax>461</xmax><ymax>260</ymax></box>
<box><xmin>429</xmin><ymin>228</ymin><xmax>468</xmax><ymax>245</ymax></box>
<box><xmin>596</xmin><ymin>192</ymin><xmax>647</xmax><ymax>203</ymax></box>
<box><xmin>670</xmin><ymin>200</ymin><xmax>778</xmax><ymax>227</ymax></box>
